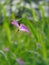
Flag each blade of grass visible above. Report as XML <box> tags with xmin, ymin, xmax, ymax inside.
<box><xmin>39</xmin><ymin>4</ymin><xmax>45</xmax><ymax>31</ymax></box>
<box><xmin>2</xmin><ymin>4</ymin><xmax>11</xmax><ymax>44</ymax></box>
<box><xmin>0</xmin><ymin>50</ymin><xmax>11</xmax><ymax>65</ymax></box>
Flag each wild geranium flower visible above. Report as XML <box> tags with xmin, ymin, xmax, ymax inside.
<box><xmin>11</xmin><ymin>20</ymin><xmax>30</xmax><ymax>34</ymax></box>
<box><xmin>16</xmin><ymin>58</ymin><xmax>24</xmax><ymax>65</ymax></box>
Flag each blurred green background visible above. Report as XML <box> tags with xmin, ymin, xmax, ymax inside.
<box><xmin>0</xmin><ymin>0</ymin><xmax>49</xmax><ymax>65</ymax></box>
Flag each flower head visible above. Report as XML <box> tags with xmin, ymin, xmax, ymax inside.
<box><xmin>4</xmin><ymin>48</ymin><xmax>9</xmax><ymax>52</ymax></box>
<box><xmin>20</xmin><ymin>24</ymin><xmax>30</xmax><ymax>34</ymax></box>
<box><xmin>16</xmin><ymin>58</ymin><xmax>24</xmax><ymax>65</ymax></box>
<box><xmin>11</xmin><ymin>20</ymin><xmax>30</xmax><ymax>34</ymax></box>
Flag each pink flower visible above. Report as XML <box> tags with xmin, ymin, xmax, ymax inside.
<box><xmin>11</xmin><ymin>20</ymin><xmax>30</xmax><ymax>34</ymax></box>
<box><xmin>16</xmin><ymin>58</ymin><xmax>24</xmax><ymax>65</ymax></box>
<box><xmin>4</xmin><ymin>48</ymin><xmax>9</xmax><ymax>52</ymax></box>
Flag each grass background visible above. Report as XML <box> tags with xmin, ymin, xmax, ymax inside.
<box><xmin>0</xmin><ymin>0</ymin><xmax>49</xmax><ymax>65</ymax></box>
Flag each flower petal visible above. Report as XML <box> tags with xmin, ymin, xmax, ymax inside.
<box><xmin>11</xmin><ymin>20</ymin><xmax>19</xmax><ymax>27</ymax></box>
<box><xmin>20</xmin><ymin>24</ymin><xmax>30</xmax><ymax>34</ymax></box>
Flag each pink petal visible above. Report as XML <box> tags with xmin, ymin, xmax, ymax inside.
<box><xmin>11</xmin><ymin>20</ymin><xmax>19</xmax><ymax>27</ymax></box>
<box><xmin>20</xmin><ymin>24</ymin><xmax>30</xmax><ymax>34</ymax></box>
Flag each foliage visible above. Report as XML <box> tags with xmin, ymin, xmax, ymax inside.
<box><xmin>0</xmin><ymin>0</ymin><xmax>49</xmax><ymax>65</ymax></box>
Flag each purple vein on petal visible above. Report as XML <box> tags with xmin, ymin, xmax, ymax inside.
<box><xmin>11</xmin><ymin>20</ymin><xmax>19</xmax><ymax>27</ymax></box>
<box><xmin>20</xmin><ymin>24</ymin><xmax>30</xmax><ymax>34</ymax></box>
